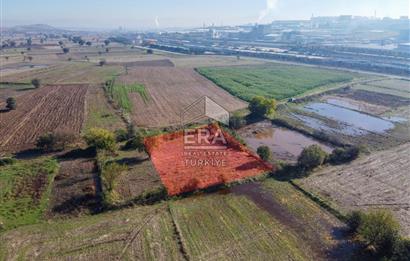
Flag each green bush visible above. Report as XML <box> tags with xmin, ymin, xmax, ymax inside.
<box><xmin>347</xmin><ymin>210</ymin><xmax>364</xmax><ymax>234</ymax></box>
<box><xmin>36</xmin><ymin>131</ymin><xmax>76</xmax><ymax>152</ymax></box>
<box><xmin>114</xmin><ymin>129</ymin><xmax>129</xmax><ymax>142</ymax></box>
<box><xmin>84</xmin><ymin>128</ymin><xmax>116</xmax><ymax>152</ymax></box>
<box><xmin>0</xmin><ymin>157</ymin><xmax>16</xmax><ymax>166</ymax></box>
<box><xmin>102</xmin><ymin>162</ymin><xmax>127</xmax><ymax>192</ymax></box>
<box><xmin>31</xmin><ymin>78</ymin><xmax>41</xmax><ymax>88</ymax></box>
<box><xmin>329</xmin><ymin>146</ymin><xmax>360</xmax><ymax>164</ymax></box>
<box><xmin>229</xmin><ymin>113</ymin><xmax>246</xmax><ymax>129</ymax></box>
<box><xmin>391</xmin><ymin>238</ymin><xmax>410</xmax><ymax>261</ymax></box>
<box><xmin>249</xmin><ymin>96</ymin><xmax>276</xmax><ymax>117</ymax></box>
<box><xmin>6</xmin><ymin>97</ymin><xmax>16</xmax><ymax>110</ymax></box>
<box><xmin>123</xmin><ymin>132</ymin><xmax>145</xmax><ymax>152</ymax></box>
<box><xmin>357</xmin><ymin>210</ymin><xmax>400</xmax><ymax>257</ymax></box>
<box><xmin>257</xmin><ymin>146</ymin><xmax>272</xmax><ymax>161</ymax></box>
<box><xmin>298</xmin><ymin>145</ymin><xmax>327</xmax><ymax>169</ymax></box>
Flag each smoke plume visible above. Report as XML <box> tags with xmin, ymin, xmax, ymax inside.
<box><xmin>258</xmin><ymin>0</ymin><xmax>278</xmax><ymax>23</ymax></box>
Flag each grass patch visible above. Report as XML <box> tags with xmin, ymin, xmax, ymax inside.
<box><xmin>106</xmin><ymin>80</ymin><xmax>149</xmax><ymax>112</ymax></box>
<box><xmin>0</xmin><ymin>82</ymin><xmax>33</xmax><ymax>90</ymax></box>
<box><xmin>197</xmin><ymin>64</ymin><xmax>355</xmax><ymax>101</ymax></box>
<box><xmin>0</xmin><ymin>158</ymin><xmax>59</xmax><ymax>230</ymax></box>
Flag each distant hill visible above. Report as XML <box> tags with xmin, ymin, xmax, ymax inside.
<box><xmin>4</xmin><ymin>24</ymin><xmax>68</xmax><ymax>33</ymax></box>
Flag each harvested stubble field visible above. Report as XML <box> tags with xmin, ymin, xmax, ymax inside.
<box><xmin>120</xmin><ymin>67</ymin><xmax>247</xmax><ymax>127</ymax></box>
<box><xmin>110</xmin><ymin>59</ymin><xmax>175</xmax><ymax>67</ymax></box>
<box><xmin>298</xmin><ymin>143</ymin><xmax>410</xmax><ymax>236</ymax></box>
<box><xmin>145</xmin><ymin>124</ymin><xmax>272</xmax><ymax>195</ymax></box>
<box><xmin>0</xmin><ymin>85</ymin><xmax>88</xmax><ymax>152</ymax></box>
<box><xmin>1</xmin><ymin>63</ymin><xmax>122</xmax><ymax>85</ymax></box>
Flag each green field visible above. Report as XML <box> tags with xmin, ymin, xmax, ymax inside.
<box><xmin>0</xmin><ymin>158</ymin><xmax>59</xmax><ymax>230</ymax></box>
<box><xmin>0</xmin><ymin>178</ymin><xmax>348</xmax><ymax>260</ymax></box>
<box><xmin>106</xmin><ymin>80</ymin><xmax>149</xmax><ymax>112</ymax></box>
<box><xmin>197</xmin><ymin>64</ymin><xmax>355</xmax><ymax>101</ymax></box>
<box><xmin>170</xmin><ymin>193</ymin><xmax>312</xmax><ymax>260</ymax></box>
<box><xmin>0</xmin><ymin>82</ymin><xmax>33</xmax><ymax>90</ymax></box>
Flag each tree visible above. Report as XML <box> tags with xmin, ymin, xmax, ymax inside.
<box><xmin>249</xmin><ymin>96</ymin><xmax>276</xmax><ymax>117</ymax></box>
<box><xmin>123</xmin><ymin>130</ymin><xmax>145</xmax><ymax>152</ymax></box>
<box><xmin>347</xmin><ymin>210</ymin><xmax>364</xmax><ymax>234</ymax></box>
<box><xmin>78</xmin><ymin>39</ymin><xmax>85</xmax><ymax>46</ymax></box>
<box><xmin>86</xmin><ymin>41</ymin><xmax>92</xmax><ymax>46</ymax></box>
<box><xmin>4</xmin><ymin>56</ymin><xmax>8</xmax><ymax>60</ymax></box>
<box><xmin>114</xmin><ymin>129</ymin><xmax>129</xmax><ymax>142</ymax></box>
<box><xmin>146</xmin><ymin>49</ymin><xmax>153</xmax><ymax>54</ymax></box>
<box><xmin>298</xmin><ymin>144</ymin><xmax>327</xmax><ymax>169</ymax></box>
<box><xmin>31</xmin><ymin>78</ymin><xmax>41</xmax><ymax>88</ymax></box>
<box><xmin>36</xmin><ymin>131</ymin><xmax>76</xmax><ymax>152</ymax></box>
<box><xmin>102</xmin><ymin>162</ymin><xmax>127</xmax><ymax>192</ymax></box>
<box><xmin>26</xmin><ymin>37</ymin><xmax>32</xmax><ymax>46</ymax></box>
<box><xmin>58</xmin><ymin>40</ymin><xmax>64</xmax><ymax>46</ymax></box>
<box><xmin>6</xmin><ymin>97</ymin><xmax>16</xmax><ymax>110</ymax></box>
<box><xmin>99</xmin><ymin>59</ymin><xmax>106</xmax><ymax>66</ymax></box>
<box><xmin>27</xmin><ymin>56</ymin><xmax>33</xmax><ymax>62</ymax></box>
<box><xmin>257</xmin><ymin>146</ymin><xmax>272</xmax><ymax>161</ymax></box>
<box><xmin>229</xmin><ymin>113</ymin><xmax>246</xmax><ymax>129</ymax></box>
<box><xmin>104</xmin><ymin>39</ymin><xmax>110</xmax><ymax>46</ymax></box>
<box><xmin>84</xmin><ymin>128</ymin><xmax>116</xmax><ymax>152</ymax></box>
<box><xmin>105</xmin><ymin>47</ymin><xmax>109</xmax><ymax>53</ymax></box>
<box><xmin>62</xmin><ymin>47</ymin><xmax>70</xmax><ymax>54</ymax></box>
<box><xmin>357</xmin><ymin>210</ymin><xmax>400</xmax><ymax>256</ymax></box>
<box><xmin>329</xmin><ymin>146</ymin><xmax>360</xmax><ymax>164</ymax></box>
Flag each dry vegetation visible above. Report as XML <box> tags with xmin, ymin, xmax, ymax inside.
<box><xmin>298</xmin><ymin>143</ymin><xmax>410</xmax><ymax>236</ymax></box>
<box><xmin>121</xmin><ymin>67</ymin><xmax>247</xmax><ymax>127</ymax></box>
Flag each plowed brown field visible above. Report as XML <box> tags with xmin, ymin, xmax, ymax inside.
<box><xmin>0</xmin><ymin>85</ymin><xmax>88</xmax><ymax>152</ymax></box>
<box><xmin>120</xmin><ymin>67</ymin><xmax>247</xmax><ymax>127</ymax></box>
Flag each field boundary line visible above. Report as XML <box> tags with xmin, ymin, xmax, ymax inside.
<box><xmin>117</xmin><ymin>205</ymin><xmax>167</xmax><ymax>260</ymax></box>
<box><xmin>168</xmin><ymin>204</ymin><xmax>190</xmax><ymax>261</ymax></box>
<box><xmin>289</xmin><ymin>180</ymin><xmax>347</xmax><ymax>222</ymax></box>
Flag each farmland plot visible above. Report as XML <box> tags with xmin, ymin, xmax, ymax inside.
<box><xmin>0</xmin><ymin>203</ymin><xmax>184</xmax><ymax>260</ymax></box>
<box><xmin>170</xmin><ymin>181</ymin><xmax>350</xmax><ymax>260</ymax></box>
<box><xmin>1</xmin><ymin>63</ymin><xmax>122</xmax><ymax>85</ymax></box>
<box><xmin>120</xmin><ymin>67</ymin><xmax>247</xmax><ymax>127</ymax></box>
<box><xmin>0</xmin><ymin>85</ymin><xmax>87</xmax><ymax>152</ymax></box>
<box><xmin>298</xmin><ymin>143</ymin><xmax>410</xmax><ymax>236</ymax></box>
<box><xmin>197</xmin><ymin>64</ymin><xmax>356</xmax><ymax>101</ymax></box>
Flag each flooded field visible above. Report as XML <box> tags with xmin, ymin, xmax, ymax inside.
<box><xmin>238</xmin><ymin>121</ymin><xmax>333</xmax><ymax>162</ymax></box>
<box><xmin>304</xmin><ymin>103</ymin><xmax>395</xmax><ymax>134</ymax></box>
<box><xmin>323</xmin><ymin>96</ymin><xmax>390</xmax><ymax>115</ymax></box>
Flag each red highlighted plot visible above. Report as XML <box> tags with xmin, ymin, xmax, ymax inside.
<box><xmin>145</xmin><ymin>124</ymin><xmax>272</xmax><ymax>195</ymax></box>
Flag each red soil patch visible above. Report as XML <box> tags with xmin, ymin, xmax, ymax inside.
<box><xmin>145</xmin><ymin>124</ymin><xmax>272</xmax><ymax>195</ymax></box>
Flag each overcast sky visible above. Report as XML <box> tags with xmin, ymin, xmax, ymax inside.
<box><xmin>2</xmin><ymin>0</ymin><xmax>409</xmax><ymax>29</ymax></box>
